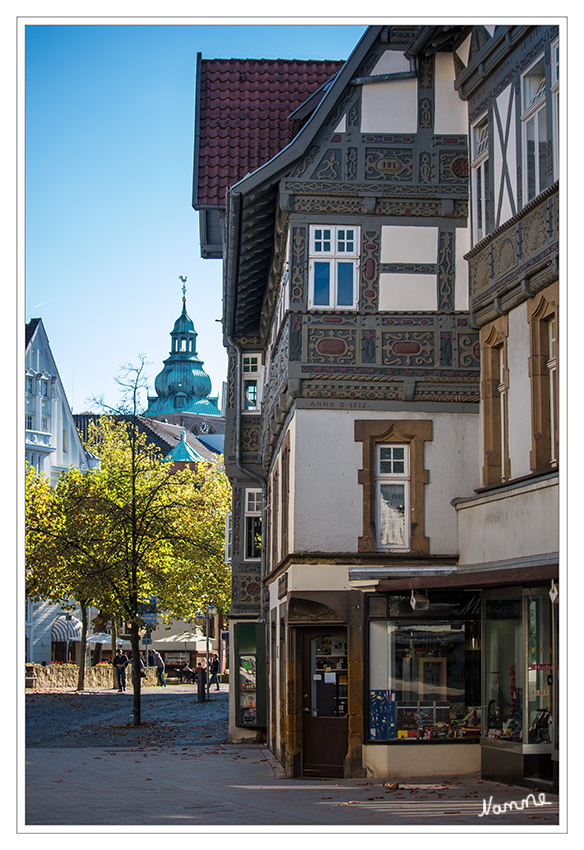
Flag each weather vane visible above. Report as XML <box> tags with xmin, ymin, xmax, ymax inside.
<box><xmin>179</xmin><ymin>275</ymin><xmax>187</xmax><ymax>300</ymax></box>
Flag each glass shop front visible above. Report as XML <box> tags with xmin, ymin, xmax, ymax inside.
<box><xmin>367</xmin><ymin>591</ymin><xmax>482</xmax><ymax>743</ymax></box>
<box><xmin>481</xmin><ymin>586</ymin><xmax>558</xmax><ymax>784</ymax></box>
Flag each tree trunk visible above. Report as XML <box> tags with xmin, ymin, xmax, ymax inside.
<box><xmin>131</xmin><ymin>622</ymin><xmax>141</xmax><ymax>726</ymax></box>
<box><xmin>76</xmin><ymin>604</ymin><xmax>88</xmax><ymax>691</ymax></box>
<box><xmin>111</xmin><ymin>619</ymin><xmax>118</xmax><ymax>689</ymax></box>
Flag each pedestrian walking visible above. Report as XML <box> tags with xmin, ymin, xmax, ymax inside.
<box><xmin>210</xmin><ymin>653</ymin><xmax>220</xmax><ymax>691</ymax></box>
<box><xmin>152</xmin><ymin>649</ymin><xmax>166</xmax><ymax>687</ymax></box>
<box><xmin>112</xmin><ymin>648</ymin><xmax>129</xmax><ymax>692</ymax></box>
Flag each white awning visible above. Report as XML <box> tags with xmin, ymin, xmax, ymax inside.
<box><xmin>51</xmin><ymin>615</ymin><xmax>83</xmax><ymax>642</ymax></box>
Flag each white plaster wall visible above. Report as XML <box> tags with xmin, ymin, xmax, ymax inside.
<box><xmin>292</xmin><ymin>409</ymin><xmax>363</xmax><ymax>553</ymax></box>
<box><xmin>378</xmin><ymin>273</ymin><xmax>437</xmax><ymax>311</ymax></box>
<box><xmin>361</xmin><ymin>78</ymin><xmax>418</xmax><ymax>134</ymax></box>
<box><xmin>286</xmin><ymin>563</ymin><xmax>353</xmax><ymax>592</ymax></box>
<box><xmin>494</xmin><ymin>84</ymin><xmax>517</xmax><ymax>227</ymax></box>
<box><xmin>291</xmin><ymin>408</ymin><xmax>479</xmax><ymax>555</ymax></box>
<box><xmin>381</xmin><ymin>225</ymin><xmax>438</xmax><ymax>264</ymax></box>
<box><xmin>434</xmin><ymin>53</ymin><xmax>468</xmax><ymax>135</ymax></box>
<box><xmin>454</xmin><ymin>227</ymin><xmax>470</xmax><ymax>311</ymax></box>
<box><xmin>371</xmin><ymin>50</ymin><xmax>411</xmax><ymax>76</ymax></box>
<box><xmin>456</xmin><ymin>477</ymin><xmax>559</xmax><ymax>566</ymax></box>
<box><xmin>507</xmin><ymin>302</ymin><xmax>532</xmax><ymax>479</ymax></box>
<box><xmin>424</xmin><ymin>413</ymin><xmax>480</xmax><ymax>554</ymax></box>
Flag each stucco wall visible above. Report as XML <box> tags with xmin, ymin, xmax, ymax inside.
<box><xmin>291</xmin><ymin>408</ymin><xmax>479</xmax><ymax>555</ymax></box>
<box><xmin>456</xmin><ymin>476</ymin><xmax>559</xmax><ymax>566</ymax></box>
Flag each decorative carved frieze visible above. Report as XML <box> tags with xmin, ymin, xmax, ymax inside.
<box><xmin>360</xmin><ymin>230</ymin><xmax>380</xmax><ymax>311</ymax></box>
<box><xmin>381</xmin><ymin>330</ymin><xmax>435</xmax><ymax>367</ymax></box>
<box><xmin>438</xmin><ymin>230</ymin><xmax>454</xmax><ymax>310</ymax></box>
<box><xmin>307</xmin><ymin>328</ymin><xmax>358</xmax><ymax>365</ymax></box>
<box><xmin>365</xmin><ymin>149</ymin><xmax>413</xmax><ymax>181</ymax></box>
<box><xmin>439</xmin><ymin>151</ymin><xmax>469</xmax><ymax>184</ymax></box>
<box><xmin>290</xmin><ymin>227</ymin><xmax>307</xmax><ymax>308</ymax></box>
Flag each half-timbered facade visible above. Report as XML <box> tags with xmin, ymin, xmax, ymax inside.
<box><xmin>451</xmin><ymin>24</ymin><xmax>560</xmax><ymax>788</ymax></box>
<box><xmin>193</xmin><ymin>22</ymin><xmax>560</xmax><ymax>785</ymax></box>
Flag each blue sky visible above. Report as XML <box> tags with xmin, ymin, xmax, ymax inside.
<box><xmin>24</xmin><ymin>23</ymin><xmax>367</xmax><ymax>412</ymax></box>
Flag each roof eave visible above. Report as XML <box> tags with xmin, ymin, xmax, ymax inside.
<box><xmin>223</xmin><ymin>26</ymin><xmax>382</xmax><ymax>337</ymax></box>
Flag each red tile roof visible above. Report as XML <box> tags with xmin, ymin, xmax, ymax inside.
<box><xmin>195</xmin><ymin>58</ymin><xmax>345</xmax><ymax>208</ymax></box>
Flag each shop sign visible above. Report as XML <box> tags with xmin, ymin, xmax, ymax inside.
<box><xmin>530</xmin><ymin>663</ymin><xmax>553</xmax><ymax>670</ymax></box>
<box><xmin>531</xmin><ymin>689</ymin><xmax>549</xmax><ymax>697</ymax></box>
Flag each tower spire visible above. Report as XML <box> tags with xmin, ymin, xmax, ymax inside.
<box><xmin>179</xmin><ymin>275</ymin><xmax>187</xmax><ymax>312</ymax></box>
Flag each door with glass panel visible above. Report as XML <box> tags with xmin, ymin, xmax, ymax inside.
<box><xmin>302</xmin><ymin>628</ymin><xmax>348</xmax><ymax>777</ymax></box>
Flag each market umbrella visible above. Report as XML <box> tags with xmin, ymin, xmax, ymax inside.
<box><xmin>87</xmin><ymin>633</ymin><xmax>131</xmax><ymax>646</ymax></box>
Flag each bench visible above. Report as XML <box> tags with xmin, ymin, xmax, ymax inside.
<box><xmin>25</xmin><ymin>666</ymin><xmax>37</xmax><ymax>689</ymax></box>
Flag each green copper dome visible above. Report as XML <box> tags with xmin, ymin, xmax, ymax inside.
<box><xmin>145</xmin><ymin>282</ymin><xmax>221</xmax><ymax>418</ymax></box>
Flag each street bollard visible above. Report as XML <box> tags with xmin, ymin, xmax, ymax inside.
<box><xmin>197</xmin><ymin>668</ymin><xmax>206</xmax><ymax>702</ymax></box>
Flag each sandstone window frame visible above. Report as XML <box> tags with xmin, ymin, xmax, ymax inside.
<box><xmin>355</xmin><ymin>419</ymin><xmax>431</xmax><ymax>554</ymax></box>
<box><xmin>480</xmin><ymin>315</ymin><xmax>510</xmax><ymax>487</ymax></box>
<box><xmin>527</xmin><ymin>282</ymin><xmax>559</xmax><ymax>473</ymax></box>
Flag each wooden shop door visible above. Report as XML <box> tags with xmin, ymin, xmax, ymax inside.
<box><xmin>302</xmin><ymin>627</ymin><xmax>348</xmax><ymax>777</ymax></box>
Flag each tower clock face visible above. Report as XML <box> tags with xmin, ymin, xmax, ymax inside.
<box><xmin>199</xmin><ymin>421</ymin><xmax>210</xmax><ymax>434</ymax></box>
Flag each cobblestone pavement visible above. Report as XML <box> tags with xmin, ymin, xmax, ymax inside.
<box><xmin>26</xmin><ymin>682</ymin><xmax>229</xmax><ymax>749</ymax></box>
<box><xmin>23</xmin><ymin>684</ymin><xmax>563</xmax><ymax>831</ymax></box>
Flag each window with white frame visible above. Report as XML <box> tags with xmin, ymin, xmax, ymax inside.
<box><xmin>26</xmin><ymin>414</ymin><xmax>33</xmax><ymax>431</ymax></box>
<box><xmin>242</xmin><ymin>354</ymin><xmax>262</xmax><ymax>412</ymax></box>
<box><xmin>522</xmin><ymin>55</ymin><xmax>548</xmax><ymax>203</ymax></box>
<box><xmin>224</xmin><ymin>513</ymin><xmax>232</xmax><ymax>564</ymax></box>
<box><xmin>244</xmin><ymin>489</ymin><xmax>262</xmax><ymax>561</ymax></box>
<box><xmin>41</xmin><ymin>416</ymin><xmax>49</xmax><ymax>432</ymax></box>
<box><xmin>471</xmin><ymin>115</ymin><xmax>490</xmax><ymax>243</ymax></box>
<box><xmin>496</xmin><ymin>346</ymin><xmax>508</xmax><ymax>481</ymax></box>
<box><xmin>26</xmin><ymin>376</ymin><xmax>34</xmax><ymax>395</ymax></box>
<box><xmin>40</xmin><ymin>379</ymin><xmax>49</xmax><ymax>398</ymax></box>
<box><xmin>308</xmin><ymin>225</ymin><xmax>360</xmax><ymax>309</ymax></box>
<box><xmin>551</xmin><ymin>38</ymin><xmax>559</xmax><ymax>182</ymax></box>
<box><xmin>376</xmin><ymin>444</ymin><xmax>410</xmax><ymax>550</ymax></box>
<box><xmin>547</xmin><ymin>317</ymin><xmax>558</xmax><ymax>465</ymax></box>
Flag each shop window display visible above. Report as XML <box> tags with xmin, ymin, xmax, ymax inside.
<box><xmin>483</xmin><ymin>598</ymin><xmax>523</xmax><ymax>742</ymax></box>
<box><xmin>368</xmin><ymin>593</ymin><xmax>481</xmax><ymax>741</ymax></box>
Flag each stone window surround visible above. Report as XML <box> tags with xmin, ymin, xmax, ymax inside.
<box><xmin>480</xmin><ymin>314</ymin><xmax>510</xmax><ymax>487</ymax></box>
<box><xmin>355</xmin><ymin>419</ymin><xmax>431</xmax><ymax>554</ymax></box>
<box><xmin>527</xmin><ymin>281</ymin><xmax>559</xmax><ymax>473</ymax></box>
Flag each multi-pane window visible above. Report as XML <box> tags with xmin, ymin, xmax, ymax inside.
<box><xmin>547</xmin><ymin>317</ymin><xmax>558</xmax><ymax>465</ymax></box>
<box><xmin>224</xmin><ymin>513</ymin><xmax>232</xmax><ymax>564</ymax></box>
<box><xmin>551</xmin><ymin>38</ymin><xmax>559</xmax><ymax>182</ymax></box>
<box><xmin>376</xmin><ymin>444</ymin><xmax>410</xmax><ymax>550</ymax></box>
<box><xmin>26</xmin><ymin>414</ymin><xmax>33</xmax><ymax>431</ymax></box>
<box><xmin>522</xmin><ymin>55</ymin><xmax>548</xmax><ymax>203</ymax></box>
<box><xmin>496</xmin><ymin>346</ymin><xmax>508</xmax><ymax>482</ymax></box>
<box><xmin>308</xmin><ymin>225</ymin><xmax>360</xmax><ymax>309</ymax></box>
<box><xmin>41</xmin><ymin>417</ymin><xmax>49</xmax><ymax>432</ymax></box>
<box><xmin>245</xmin><ymin>489</ymin><xmax>262</xmax><ymax>561</ymax></box>
<box><xmin>26</xmin><ymin>377</ymin><xmax>34</xmax><ymax>395</ymax></box>
<box><xmin>40</xmin><ymin>380</ymin><xmax>49</xmax><ymax>398</ymax></box>
<box><xmin>471</xmin><ymin>116</ymin><xmax>490</xmax><ymax>243</ymax></box>
<box><xmin>242</xmin><ymin>354</ymin><xmax>262</xmax><ymax>412</ymax></box>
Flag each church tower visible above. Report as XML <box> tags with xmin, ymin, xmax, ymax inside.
<box><xmin>144</xmin><ymin>279</ymin><xmax>223</xmax><ymax>434</ymax></box>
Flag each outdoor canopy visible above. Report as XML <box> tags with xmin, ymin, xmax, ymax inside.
<box><xmin>51</xmin><ymin>615</ymin><xmax>83</xmax><ymax>642</ymax></box>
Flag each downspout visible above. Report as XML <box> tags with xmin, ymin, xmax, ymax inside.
<box><xmin>225</xmin><ymin>189</ymin><xmax>268</xmax><ymax>621</ymax></box>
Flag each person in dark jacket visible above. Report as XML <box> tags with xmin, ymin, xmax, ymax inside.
<box><xmin>209</xmin><ymin>654</ymin><xmax>220</xmax><ymax>691</ymax></box>
<box><xmin>112</xmin><ymin>648</ymin><xmax>129</xmax><ymax>692</ymax></box>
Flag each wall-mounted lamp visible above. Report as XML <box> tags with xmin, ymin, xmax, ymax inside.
<box><xmin>549</xmin><ymin>580</ymin><xmax>559</xmax><ymax>603</ymax></box>
<box><xmin>410</xmin><ymin>590</ymin><xmax>429</xmax><ymax>611</ymax></box>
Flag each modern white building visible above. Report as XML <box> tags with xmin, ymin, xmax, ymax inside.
<box><xmin>25</xmin><ymin>317</ymin><xmax>100</xmax><ymax>664</ymax></box>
